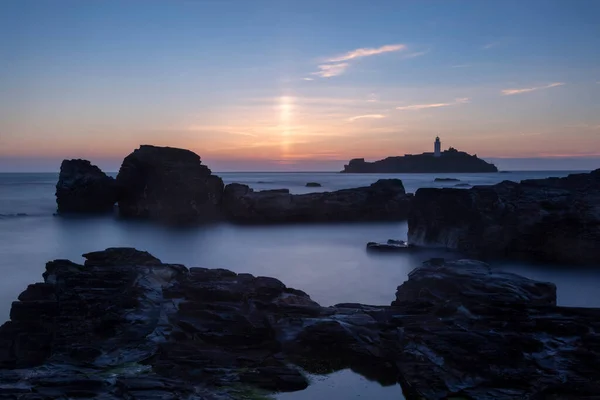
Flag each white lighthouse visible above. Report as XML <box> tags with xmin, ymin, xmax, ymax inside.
<box><xmin>434</xmin><ymin>136</ymin><xmax>441</xmax><ymax>157</ymax></box>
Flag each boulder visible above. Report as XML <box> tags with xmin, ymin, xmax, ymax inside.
<box><xmin>222</xmin><ymin>179</ymin><xmax>412</xmax><ymax>223</ymax></box>
<box><xmin>55</xmin><ymin>159</ymin><xmax>117</xmax><ymax>214</ymax></box>
<box><xmin>116</xmin><ymin>145</ymin><xmax>224</xmax><ymax>223</ymax></box>
<box><xmin>305</xmin><ymin>182</ymin><xmax>322</xmax><ymax>187</ymax></box>
<box><xmin>408</xmin><ymin>169</ymin><xmax>600</xmax><ymax>265</ymax></box>
<box><xmin>1</xmin><ymin>250</ymin><xmax>600</xmax><ymax>399</ymax></box>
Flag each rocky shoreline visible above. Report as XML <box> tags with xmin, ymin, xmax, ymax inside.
<box><xmin>1</xmin><ymin>248</ymin><xmax>599</xmax><ymax>399</ymax></box>
<box><xmin>56</xmin><ymin>145</ymin><xmax>412</xmax><ymax>224</ymax></box>
<box><xmin>408</xmin><ymin>168</ymin><xmax>600</xmax><ymax>265</ymax></box>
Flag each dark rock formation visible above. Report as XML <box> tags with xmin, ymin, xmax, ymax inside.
<box><xmin>116</xmin><ymin>145</ymin><xmax>224</xmax><ymax>223</ymax></box>
<box><xmin>305</xmin><ymin>182</ymin><xmax>322</xmax><ymax>187</ymax></box>
<box><xmin>366</xmin><ymin>239</ymin><xmax>414</xmax><ymax>252</ymax></box>
<box><xmin>408</xmin><ymin>169</ymin><xmax>600</xmax><ymax>265</ymax></box>
<box><xmin>55</xmin><ymin>159</ymin><xmax>117</xmax><ymax>213</ymax></box>
<box><xmin>342</xmin><ymin>148</ymin><xmax>498</xmax><ymax>173</ymax></box>
<box><xmin>454</xmin><ymin>182</ymin><xmax>471</xmax><ymax>187</ymax></box>
<box><xmin>1</xmin><ymin>250</ymin><xmax>600</xmax><ymax>399</ymax></box>
<box><xmin>434</xmin><ymin>177</ymin><xmax>460</xmax><ymax>182</ymax></box>
<box><xmin>222</xmin><ymin>179</ymin><xmax>412</xmax><ymax>223</ymax></box>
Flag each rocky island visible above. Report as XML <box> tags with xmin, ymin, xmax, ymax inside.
<box><xmin>342</xmin><ymin>137</ymin><xmax>498</xmax><ymax>173</ymax></box>
<box><xmin>1</xmin><ymin>248</ymin><xmax>599</xmax><ymax>399</ymax></box>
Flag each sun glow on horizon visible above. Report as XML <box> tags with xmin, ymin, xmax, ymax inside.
<box><xmin>278</xmin><ymin>96</ymin><xmax>294</xmax><ymax>159</ymax></box>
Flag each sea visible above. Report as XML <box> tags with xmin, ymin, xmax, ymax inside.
<box><xmin>1</xmin><ymin>170</ymin><xmax>599</xmax><ymax>399</ymax></box>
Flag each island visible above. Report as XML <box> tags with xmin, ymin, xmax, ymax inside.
<box><xmin>342</xmin><ymin>137</ymin><xmax>498</xmax><ymax>173</ymax></box>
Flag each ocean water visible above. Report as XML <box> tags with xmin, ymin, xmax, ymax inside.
<box><xmin>1</xmin><ymin>170</ymin><xmax>598</xmax><ymax>399</ymax></box>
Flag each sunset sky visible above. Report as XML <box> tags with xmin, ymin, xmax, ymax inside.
<box><xmin>1</xmin><ymin>0</ymin><xmax>599</xmax><ymax>171</ymax></box>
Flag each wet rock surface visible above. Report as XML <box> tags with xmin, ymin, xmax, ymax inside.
<box><xmin>55</xmin><ymin>160</ymin><xmax>117</xmax><ymax>214</ymax></box>
<box><xmin>116</xmin><ymin>145</ymin><xmax>224</xmax><ymax>223</ymax></box>
<box><xmin>222</xmin><ymin>179</ymin><xmax>412</xmax><ymax>223</ymax></box>
<box><xmin>1</xmin><ymin>249</ymin><xmax>600</xmax><ymax>399</ymax></box>
<box><xmin>408</xmin><ymin>169</ymin><xmax>600</xmax><ymax>265</ymax></box>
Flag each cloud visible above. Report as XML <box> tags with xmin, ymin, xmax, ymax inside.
<box><xmin>402</xmin><ymin>50</ymin><xmax>429</xmax><ymax>59</ymax></box>
<box><xmin>396</xmin><ymin>97</ymin><xmax>470</xmax><ymax>111</ymax></box>
<box><xmin>303</xmin><ymin>77</ymin><xmax>314</xmax><ymax>81</ymax></box>
<box><xmin>482</xmin><ymin>41</ymin><xmax>500</xmax><ymax>50</ymax></box>
<box><xmin>501</xmin><ymin>82</ymin><xmax>564</xmax><ymax>96</ymax></box>
<box><xmin>327</xmin><ymin>44</ymin><xmax>406</xmax><ymax>62</ymax></box>
<box><xmin>348</xmin><ymin>114</ymin><xmax>386</xmax><ymax>122</ymax></box>
<box><xmin>311</xmin><ymin>63</ymin><xmax>349</xmax><ymax>78</ymax></box>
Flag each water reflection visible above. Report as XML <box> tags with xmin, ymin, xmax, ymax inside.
<box><xmin>275</xmin><ymin>369</ymin><xmax>404</xmax><ymax>400</ymax></box>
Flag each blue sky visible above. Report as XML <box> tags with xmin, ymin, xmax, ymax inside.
<box><xmin>1</xmin><ymin>0</ymin><xmax>599</xmax><ymax>171</ymax></box>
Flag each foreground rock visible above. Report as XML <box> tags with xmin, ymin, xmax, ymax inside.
<box><xmin>116</xmin><ymin>145</ymin><xmax>224</xmax><ymax>223</ymax></box>
<box><xmin>1</xmin><ymin>249</ymin><xmax>600</xmax><ymax>399</ymax></box>
<box><xmin>409</xmin><ymin>169</ymin><xmax>600</xmax><ymax>265</ymax></box>
<box><xmin>55</xmin><ymin>159</ymin><xmax>117</xmax><ymax>213</ymax></box>
<box><xmin>223</xmin><ymin>179</ymin><xmax>411</xmax><ymax>223</ymax></box>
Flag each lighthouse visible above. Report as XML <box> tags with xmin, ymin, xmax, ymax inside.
<box><xmin>434</xmin><ymin>136</ymin><xmax>441</xmax><ymax>157</ymax></box>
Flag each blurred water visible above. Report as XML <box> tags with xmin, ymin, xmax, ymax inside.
<box><xmin>0</xmin><ymin>170</ymin><xmax>596</xmax><ymax>400</ymax></box>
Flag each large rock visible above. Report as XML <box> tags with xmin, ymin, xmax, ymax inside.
<box><xmin>222</xmin><ymin>179</ymin><xmax>412</xmax><ymax>223</ymax></box>
<box><xmin>55</xmin><ymin>159</ymin><xmax>117</xmax><ymax>213</ymax></box>
<box><xmin>1</xmin><ymin>250</ymin><xmax>600</xmax><ymax>399</ymax></box>
<box><xmin>408</xmin><ymin>169</ymin><xmax>600</xmax><ymax>265</ymax></box>
<box><xmin>116</xmin><ymin>145</ymin><xmax>224</xmax><ymax>223</ymax></box>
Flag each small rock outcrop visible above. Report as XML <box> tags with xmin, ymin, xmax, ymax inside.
<box><xmin>434</xmin><ymin>177</ymin><xmax>460</xmax><ymax>182</ymax></box>
<box><xmin>222</xmin><ymin>179</ymin><xmax>411</xmax><ymax>223</ymax></box>
<box><xmin>408</xmin><ymin>169</ymin><xmax>600</xmax><ymax>265</ymax></box>
<box><xmin>116</xmin><ymin>145</ymin><xmax>224</xmax><ymax>223</ymax></box>
<box><xmin>55</xmin><ymin>159</ymin><xmax>117</xmax><ymax>213</ymax></box>
<box><xmin>305</xmin><ymin>182</ymin><xmax>322</xmax><ymax>187</ymax></box>
<box><xmin>1</xmin><ymin>250</ymin><xmax>600</xmax><ymax>399</ymax></box>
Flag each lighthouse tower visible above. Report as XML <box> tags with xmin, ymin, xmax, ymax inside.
<box><xmin>434</xmin><ymin>136</ymin><xmax>441</xmax><ymax>157</ymax></box>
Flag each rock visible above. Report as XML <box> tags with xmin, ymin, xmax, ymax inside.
<box><xmin>2</xmin><ymin>249</ymin><xmax>600</xmax><ymax>399</ymax></box>
<box><xmin>116</xmin><ymin>145</ymin><xmax>224</xmax><ymax>223</ymax></box>
<box><xmin>305</xmin><ymin>182</ymin><xmax>322</xmax><ymax>187</ymax></box>
<box><xmin>366</xmin><ymin>239</ymin><xmax>415</xmax><ymax>252</ymax></box>
<box><xmin>392</xmin><ymin>258</ymin><xmax>557</xmax><ymax>307</ymax></box>
<box><xmin>434</xmin><ymin>177</ymin><xmax>460</xmax><ymax>182</ymax></box>
<box><xmin>222</xmin><ymin>179</ymin><xmax>412</xmax><ymax>223</ymax></box>
<box><xmin>408</xmin><ymin>169</ymin><xmax>600</xmax><ymax>265</ymax></box>
<box><xmin>55</xmin><ymin>159</ymin><xmax>117</xmax><ymax>214</ymax></box>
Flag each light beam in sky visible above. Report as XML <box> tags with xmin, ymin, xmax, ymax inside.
<box><xmin>278</xmin><ymin>96</ymin><xmax>294</xmax><ymax>158</ymax></box>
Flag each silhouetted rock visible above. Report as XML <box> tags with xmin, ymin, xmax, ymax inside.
<box><xmin>305</xmin><ymin>182</ymin><xmax>322</xmax><ymax>187</ymax></box>
<box><xmin>408</xmin><ymin>169</ymin><xmax>600</xmax><ymax>265</ymax></box>
<box><xmin>434</xmin><ymin>177</ymin><xmax>460</xmax><ymax>182</ymax></box>
<box><xmin>116</xmin><ymin>145</ymin><xmax>224</xmax><ymax>223</ymax></box>
<box><xmin>222</xmin><ymin>179</ymin><xmax>411</xmax><ymax>223</ymax></box>
<box><xmin>342</xmin><ymin>148</ymin><xmax>498</xmax><ymax>173</ymax></box>
<box><xmin>1</xmin><ymin>250</ymin><xmax>600</xmax><ymax>399</ymax></box>
<box><xmin>55</xmin><ymin>159</ymin><xmax>117</xmax><ymax>214</ymax></box>
<box><xmin>454</xmin><ymin>182</ymin><xmax>471</xmax><ymax>187</ymax></box>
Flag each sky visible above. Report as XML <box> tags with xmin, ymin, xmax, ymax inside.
<box><xmin>1</xmin><ymin>0</ymin><xmax>599</xmax><ymax>172</ymax></box>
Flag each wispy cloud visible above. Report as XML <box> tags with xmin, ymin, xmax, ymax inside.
<box><xmin>482</xmin><ymin>41</ymin><xmax>500</xmax><ymax>50</ymax></box>
<box><xmin>310</xmin><ymin>43</ymin><xmax>407</xmax><ymax>79</ymax></box>
<box><xmin>396</xmin><ymin>97</ymin><xmax>469</xmax><ymax>111</ymax></box>
<box><xmin>348</xmin><ymin>114</ymin><xmax>386</xmax><ymax>122</ymax></box>
<box><xmin>303</xmin><ymin>77</ymin><xmax>314</xmax><ymax>81</ymax></box>
<box><xmin>327</xmin><ymin>44</ymin><xmax>406</xmax><ymax>62</ymax></box>
<box><xmin>501</xmin><ymin>82</ymin><xmax>564</xmax><ymax>96</ymax></box>
<box><xmin>311</xmin><ymin>63</ymin><xmax>349</xmax><ymax>78</ymax></box>
<box><xmin>402</xmin><ymin>50</ymin><xmax>429</xmax><ymax>59</ymax></box>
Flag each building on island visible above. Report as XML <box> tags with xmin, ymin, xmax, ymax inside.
<box><xmin>434</xmin><ymin>136</ymin><xmax>441</xmax><ymax>158</ymax></box>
